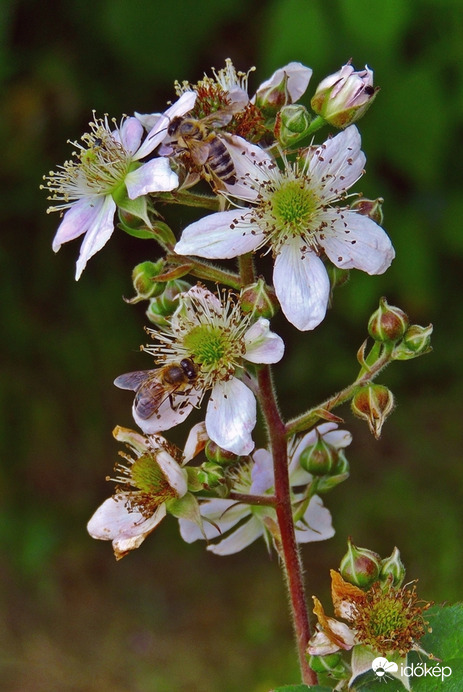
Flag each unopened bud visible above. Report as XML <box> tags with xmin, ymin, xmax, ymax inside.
<box><xmin>351</xmin><ymin>384</ymin><xmax>394</xmax><ymax>439</ymax></box>
<box><xmin>197</xmin><ymin>461</ymin><xmax>226</xmax><ymax>489</ymax></box>
<box><xmin>308</xmin><ymin>653</ymin><xmax>344</xmax><ymax>676</ymax></box>
<box><xmin>368</xmin><ymin>297</ymin><xmax>409</xmax><ymax>343</ymax></box>
<box><xmin>299</xmin><ymin>433</ymin><xmax>340</xmax><ymax>476</ymax></box>
<box><xmin>127</xmin><ymin>260</ymin><xmax>165</xmax><ymax>303</ymax></box>
<box><xmin>380</xmin><ymin>547</ymin><xmax>406</xmax><ymax>587</ymax></box>
<box><xmin>205</xmin><ymin>439</ymin><xmax>241</xmax><ymax>466</ymax></box>
<box><xmin>350</xmin><ymin>197</ymin><xmax>384</xmax><ymax>225</ymax></box>
<box><xmin>146</xmin><ymin>279</ymin><xmax>191</xmax><ymax>318</ymax></box>
<box><xmin>240</xmin><ymin>278</ymin><xmax>279</xmax><ymax>318</ymax></box>
<box><xmin>311</xmin><ymin>62</ymin><xmax>379</xmax><ymax>128</ymax></box>
<box><xmin>339</xmin><ymin>537</ymin><xmax>381</xmax><ymax>589</ymax></box>
<box><xmin>255</xmin><ymin>73</ymin><xmax>291</xmax><ymax>116</ymax></box>
<box><xmin>393</xmin><ymin>323</ymin><xmax>433</xmax><ymax>360</ymax></box>
<box><xmin>315</xmin><ymin>454</ymin><xmax>349</xmax><ymax>493</ymax></box>
<box><xmin>275</xmin><ymin>104</ymin><xmax>311</xmax><ymax>146</ymax></box>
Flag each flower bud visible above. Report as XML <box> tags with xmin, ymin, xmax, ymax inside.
<box><xmin>146</xmin><ymin>279</ymin><xmax>191</xmax><ymax>318</ymax></box>
<box><xmin>240</xmin><ymin>278</ymin><xmax>279</xmax><ymax>318</ymax></box>
<box><xmin>368</xmin><ymin>297</ymin><xmax>409</xmax><ymax>343</ymax></box>
<box><xmin>275</xmin><ymin>104</ymin><xmax>312</xmax><ymax>146</ymax></box>
<box><xmin>380</xmin><ymin>547</ymin><xmax>406</xmax><ymax>588</ymax></box>
<box><xmin>315</xmin><ymin>453</ymin><xmax>350</xmax><ymax>493</ymax></box>
<box><xmin>205</xmin><ymin>439</ymin><xmax>241</xmax><ymax>466</ymax></box>
<box><xmin>351</xmin><ymin>384</ymin><xmax>394</xmax><ymax>439</ymax></box>
<box><xmin>255</xmin><ymin>73</ymin><xmax>292</xmax><ymax>116</ymax></box>
<box><xmin>311</xmin><ymin>62</ymin><xmax>379</xmax><ymax>128</ymax></box>
<box><xmin>299</xmin><ymin>433</ymin><xmax>340</xmax><ymax>476</ymax></box>
<box><xmin>393</xmin><ymin>324</ymin><xmax>433</xmax><ymax>360</ymax></box>
<box><xmin>308</xmin><ymin>653</ymin><xmax>345</xmax><ymax>676</ymax></box>
<box><xmin>126</xmin><ymin>260</ymin><xmax>165</xmax><ymax>304</ymax></box>
<box><xmin>327</xmin><ymin>265</ymin><xmax>350</xmax><ymax>292</ymax></box>
<box><xmin>350</xmin><ymin>197</ymin><xmax>384</xmax><ymax>225</ymax></box>
<box><xmin>339</xmin><ymin>537</ymin><xmax>381</xmax><ymax>589</ymax></box>
<box><xmin>197</xmin><ymin>461</ymin><xmax>226</xmax><ymax>489</ymax></box>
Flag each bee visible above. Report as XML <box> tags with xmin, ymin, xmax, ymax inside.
<box><xmin>167</xmin><ymin>109</ymin><xmax>237</xmax><ymax>188</ymax></box>
<box><xmin>114</xmin><ymin>358</ymin><xmax>199</xmax><ymax>420</ymax></box>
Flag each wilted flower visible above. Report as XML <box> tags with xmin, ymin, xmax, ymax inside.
<box><xmin>175</xmin><ymin>126</ymin><xmax>394</xmax><ymax>330</ymax></box>
<box><xmin>42</xmin><ymin>92</ymin><xmax>196</xmax><ymax>279</ymax></box>
<box><xmin>87</xmin><ymin>424</ymin><xmax>206</xmax><ymax>559</ymax></box>
<box><xmin>115</xmin><ymin>285</ymin><xmax>285</xmax><ymax>455</ymax></box>
<box><xmin>178</xmin><ymin>423</ymin><xmax>351</xmax><ymax>555</ymax></box>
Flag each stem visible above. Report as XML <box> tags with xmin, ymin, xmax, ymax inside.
<box><xmin>257</xmin><ymin>366</ymin><xmax>317</xmax><ymax>686</ymax></box>
<box><xmin>228</xmin><ymin>491</ymin><xmax>276</xmax><ymax>507</ymax></box>
<box><xmin>238</xmin><ymin>252</ymin><xmax>256</xmax><ymax>287</ymax></box>
<box><xmin>167</xmin><ymin>253</ymin><xmax>242</xmax><ymax>290</ymax></box>
<box><xmin>286</xmin><ymin>341</ymin><xmax>394</xmax><ymax>437</ymax></box>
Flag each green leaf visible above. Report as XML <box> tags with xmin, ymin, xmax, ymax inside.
<box><xmin>271</xmin><ymin>686</ymin><xmax>331</xmax><ymax>692</ymax></box>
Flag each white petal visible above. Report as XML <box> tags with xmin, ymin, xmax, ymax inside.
<box><xmin>243</xmin><ymin>318</ymin><xmax>285</xmax><ymax>364</ymax></box>
<box><xmin>206</xmin><ymin>379</ymin><xmax>256</xmax><ymax>455</ymax></box>
<box><xmin>125</xmin><ymin>158</ymin><xmax>178</xmax><ymax>199</ymax></box>
<box><xmin>309</xmin><ymin>126</ymin><xmax>365</xmax><ymax>199</ymax></box>
<box><xmin>132</xmin><ymin>388</ymin><xmax>201</xmax><ymax>435</ymax></box>
<box><xmin>208</xmin><ymin>515</ymin><xmax>263</xmax><ymax>555</ymax></box>
<box><xmin>321</xmin><ymin>210</ymin><xmax>395</xmax><ymax>274</ymax></box>
<box><xmin>74</xmin><ymin>195</ymin><xmax>116</xmax><ymax>279</ymax></box>
<box><xmin>306</xmin><ymin>630</ymin><xmax>342</xmax><ymax>656</ymax></box>
<box><xmin>175</xmin><ymin>210</ymin><xmax>263</xmax><ymax>259</ymax></box>
<box><xmin>295</xmin><ymin>495</ymin><xmax>334</xmax><ymax>543</ymax></box>
<box><xmin>220</xmin><ymin>134</ymin><xmax>274</xmax><ymax>202</ymax></box>
<box><xmin>156</xmin><ymin>450</ymin><xmax>188</xmax><ymax>497</ymax></box>
<box><xmin>273</xmin><ymin>238</ymin><xmax>330</xmax><ymax>331</ymax></box>
<box><xmin>87</xmin><ymin>494</ymin><xmax>166</xmax><ymax>557</ymax></box>
<box><xmin>255</xmin><ymin>62</ymin><xmax>312</xmax><ymax>103</ymax></box>
<box><xmin>179</xmin><ymin>498</ymin><xmax>249</xmax><ymax>542</ymax></box>
<box><xmin>183</xmin><ymin>421</ymin><xmax>208</xmax><ymax>463</ymax></box>
<box><xmin>52</xmin><ymin>197</ymin><xmax>102</xmax><ymax>250</ymax></box>
<box><xmin>250</xmin><ymin>448</ymin><xmax>274</xmax><ymax>494</ymax></box>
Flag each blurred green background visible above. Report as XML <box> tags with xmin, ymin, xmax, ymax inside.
<box><xmin>2</xmin><ymin>0</ymin><xmax>462</xmax><ymax>690</ymax></box>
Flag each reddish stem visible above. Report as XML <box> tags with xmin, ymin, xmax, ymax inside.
<box><xmin>257</xmin><ymin>366</ymin><xmax>317</xmax><ymax>686</ymax></box>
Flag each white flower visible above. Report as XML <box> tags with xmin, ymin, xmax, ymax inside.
<box><xmin>87</xmin><ymin>424</ymin><xmax>203</xmax><ymax>559</ymax></box>
<box><xmin>115</xmin><ymin>285</ymin><xmax>284</xmax><ymax>455</ymax></box>
<box><xmin>179</xmin><ymin>423</ymin><xmax>350</xmax><ymax>555</ymax></box>
<box><xmin>43</xmin><ymin>92</ymin><xmax>196</xmax><ymax>279</ymax></box>
<box><xmin>175</xmin><ymin>125</ymin><xmax>395</xmax><ymax>331</ymax></box>
<box><xmin>254</xmin><ymin>61</ymin><xmax>313</xmax><ymax>106</ymax></box>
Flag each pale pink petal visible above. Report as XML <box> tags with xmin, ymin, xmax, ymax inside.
<box><xmin>175</xmin><ymin>210</ymin><xmax>263</xmax><ymax>259</ymax></box>
<box><xmin>118</xmin><ymin>117</ymin><xmax>144</xmax><ymax>155</ymax></box>
<box><xmin>306</xmin><ymin>630</ymin><xmax>342</xmax><ymax>656</ymax></box>
<box><xmin>206</xmin><ymin>378</ymin><xmax>256</xmax><ymax>455</ymax></box>
<box><xmin>309</xmin><ymin>126</ymin><xmax>365</xmax><ymax>199</ymax></box>
<box><xmin>273</xmin><ymin>237</ymin><xmax>330</xmax><ymax>330</ymax></box>
<box><xmin>125</xmin><ymin>157</ymin><xmax>178</xmax><ymax>199</ymax></box>
<box><xmin>75</xmin><ymin>194</ymin><xmax>117</xmax><ymax>279</ymax></box>
<box><xmin>131</xmin><ymin>387</ymin><xmax>202</xmax><ymax>435</ymax></box>
<box><xmin>255</xmin><ymin>62</ymin><xmax>313</xmax><ymax>103</ymax></box>
<box><xmin>52</xmin><ymin>196</ymin><xmax>102</xmax><ymax>250</ymax></box>
<box><xmin>321</xmin><ymin>210</ymin><xmax>395</xmax><ymax>274</ymax></box>
<box><xmin>207</xmin><ymin>515</ymin><xmax>263</xmax><ymax>555</ymax></box>
<box><xmin>134</xmin><ymin>91</ymin><xmax>197</xmax><ymax>160</ymax></box>
<box><xmin>220</xmin><ymin>134</ymin><xmax>274</xmax><ymax>202</ymax></box>
<box><xmin>250</xmin><ymin>449</ymin><xmax>274</xmax><ymax>494</ymax></box>
<box><xmin>155</xmin><ymin>450</ymin><xmax>188</xmax><ymax>497</ymax></box>
<box><xmin>295</xmin><ymin>495</ymin><xmax>334</xmax><ymax>543</ymax></box>
<box><xmin>183</xmin><ymin>421</ymin><xmax>208</xmax><ymax>463</ymax></box>
<box><xmin>243</xmin><ymin>318</ymin><xmax>285</xmax><ymax>364</ymax></box>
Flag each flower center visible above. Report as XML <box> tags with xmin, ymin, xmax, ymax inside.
<box><xmin>367</xmin><ymin>600</ymin><xmax>407</xmax><ymax>638</ymax></box>
<box><xmin>271</xmin><ymin>180</ymin><xmax>319</xmax><ymax>232</ymax></box>
<box><xmin>130</xmin><ymin>454</ymin><xmax>171</xmax><ymax>496</ymax></box>
<box><xmin>183</xmin><ymin>324</ymin><xmax>239</xmax><ymax>379</ymax></box>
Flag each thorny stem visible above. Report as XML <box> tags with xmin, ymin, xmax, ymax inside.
<box><xmin>257</xmin><ymin>366</ymin><xmax>317</xmax><ymax>686</ymax></box>
<box><xmin>286</xmin><ymin>341</ymin><xmax>394</xmax><ymax>438</ymax></box>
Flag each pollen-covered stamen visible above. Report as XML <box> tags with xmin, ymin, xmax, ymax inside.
<box><xmin>353</xmin><ymin>581</ymin><xmax>431</xmax><ymax>656</ymax></box>
<box><xmin>42</xmin><ymin>114</ymin><xmax>133</xmax><ymax>212</ymax></box>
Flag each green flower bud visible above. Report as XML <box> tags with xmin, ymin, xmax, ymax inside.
<box><xmin>350</xmin><ymin>197</ymin><xmax>384</xmax><ymax>225</ymax></box>
<box><xmin>351</xmin><ymin>384</ymin><xmax>394</xmax><ymax>439</ymax></box>
<box><xmin>275</xmin><ymin>104</ymin><xmax>312</xmax><ymax>146</ymax></box>
<box><xmin>205</xmin><ymin>439</ymin><xmax>241</xmax><ymax>466</ymax></box>
<box><xmin>255</xmin><ymin>73</ymin><xmax>292</xmax><ymax>116</ymax></box>
<box><xmin>368</xmin><ymin>297</ymin><xmax>409</xmax><ymax>343</ymax></box>
<box><xmin>380</xmin><ymin>547</ymin><xmax>406</xmax><ymax>587</ymax></box>
<box><xmin>339</xmin><ymin>537</ymin><xmax>381</xmax><ymax>589</ymax></box>
<box><xmin>308</xmin><ymin>653</ymin><xmax>344</xmax><ymax>675</ymax></box>
<box><xmin>197</xmin><ymin>461</ymin><xmax>226</xmax><ymax>489</ymax></box>
<box><xmin>299</xmin><ymin>434</ymin><xmax>340</xmax><ymax>476</ymax></box>
<box><xmin>146</xmin><ymin>279</ymin><xmax>191</xmax><ymax>318</ymax></box>
<box><xmin>240</xmin><ymin>278</ymin><xmax>279</xmax><ymax>318</ymax></box>
<box><xmin>315</xmin><ymin>453</ymin><xmax>350</xmax><ymax>493</ymax></box>
<box><xmin>127</xmin><ymin>260</ymin><xmax>165</xmax><ymax>303</ymax></box>
<box><xmin>393</xmin><ymin>324</ymin><xmax>433</xmax><ymax>360</ymax></box>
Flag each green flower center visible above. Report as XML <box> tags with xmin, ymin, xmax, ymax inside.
<box><xmin>271</xmin><ymin>180</ymin><xmax>319</xmax><ymax>231</ymax></box>
<box><xmin>367</xmin><ymin>600</ymin><xmax>407</xmax><ymax>638</ymax></box>
<box><xmin>130</xmin><ymin>454</ymin><xmax>171</xmax><ymax>497</ymax></box>
<box><xmin>183</xmin><ymin>324</ymin><xmax>241</xmax><ymax>379</ymax></box>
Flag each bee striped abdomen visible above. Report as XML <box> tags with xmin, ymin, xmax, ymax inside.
<box><xmin>206</xmin><ymin>137</ymin><xmax>236</xmax><ymax>185</ymax></box>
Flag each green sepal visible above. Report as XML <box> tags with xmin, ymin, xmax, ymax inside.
<box><xmin>166</xmin><ymin>492</ymin><xmax>205</xmax><ymax>537</ymax></box>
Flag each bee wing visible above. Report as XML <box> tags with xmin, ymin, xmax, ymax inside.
<box><xmin>134</xmin><ymin>378</ymin><xmax>168</xmax><ymax>419</ymax></box>
<box><xmin>188</xmin><ymin>139</ymin><xmax>211</xmax><ymax>166</ymax></box>
<box><xmin>202</xmin><ymin>109</ymin><xmax>235</xmax><ymax>128</ymax></box>
<box><xmin>114</xmin><ymin>370</ymin><xmax>155</xmax><ymax>391</ymax></box>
